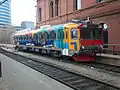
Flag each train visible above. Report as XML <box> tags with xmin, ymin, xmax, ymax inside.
<box><xmin>13</xmin><ymin>20</ymin><xmax>104</xmax><ymax>61</ymax></box>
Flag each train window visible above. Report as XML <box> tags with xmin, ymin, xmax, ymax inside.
<box><xmin>33</xmin><ymin>34</ymin><xmax>38</xmax><ymax>41</ymax></box>
<box><xmin>22</xmin><ymin>36</ymin><xmax>24</xmax><ymax>40</ymax></box>
<box><xmin>50</xmin><ymin>31</ymin><xmax>56</xmax><ymax>39</ymax></box>
<box><xmin>24</xmin><ymin>35</ymin><xmax>26</xmax><ymax>40</ymax></box>
<box><xmin>23</xmin><ymin>36</ymin><xmax>25</xmax><ymax>40</ymax></box>
<box><xmin>21</xmin><ymin>35</ymin><xmax>24</xmax><ymax>40</ymax></box>
<box><xmin>15</xmin><ymin>36</ymin><xmax>17</xmax><ymax>41</ymax></box>
<box><xmin>44</xmin><ymin>32</ymin><xmax>48</xmax><ymax>40</ymax></box>
<box><xmin>21</xmin><ymin>36</ymin><xmax>23</xmax><ymax>40</ymax></box>
<box><xmin>36</xmin><ymin>34</ymin><xmax>38</xmax><ymax>39</ymax></box>
<box><xmin>19</xmin><ymin>36</ymin><xmax>21</xmax><ymax>41</ymax></box>
<box><xmin>38</xmin><ymin>34</ymin><xmax>40</xmax><ymax>40</ymax></box>
<box><xmin>57</xmin><ymin>30</ymin><xmax>61</xmax><ymax>40</ymax></box>
<box><xmin>58</xmin><ymin>30</ymin><xmax>64</xmax><ymax>39</ymax></box>
<box><xmin>62</xmin><ymin>31</ymin><xmax>64</xmax><ymax>39</ymax></box>
<box><xmin>29</xmin><ymin>35</ymin><xmax>32</xmax><ymax>39</ymax></box>
<box><xmin>20</xmin><ymin>36</ymin><xmax>21</xmax><ymax>41</ymax></box>
<box><xmin>18</xmin><ymin>36</ymin><xmax>20</xmax><ymax>41</ymax></box>
<box><xmin>71</xmin><ymin>29</ymin><xmax>77</xmax><ymax>39</ymax></box>
<box><xmin>17</xmin><ymin>36</ymin><xmax>18</xmax><ymax>41</ymax></box>
<box><xmin>26</xmin><ymin>35</ymin><xmax>28</xmax><ymax>40</ymax></box>
<box><xmin>17</xmin><ymin>36</ymin><xmax>19</xmax><ymax>41</ymax></box>
<box><xmin>66</xmin><ymin>31</ymin><xmax>68</xmax><ymax>39</ymax></box>
<box><xmin>33</xmin><ymin>34</ymin><xmax>36</xmax><ymax>40</ymax></box>
<box><xmin>38</xmin><ymin>33</ymin><xmax>43</xmax><ymax>40</ymax></box>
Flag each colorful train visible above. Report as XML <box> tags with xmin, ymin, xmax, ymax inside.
<box><xmin>13</xmin><ymin>21</ymin><xmax>104</xmax><ymax>61</ymax></box>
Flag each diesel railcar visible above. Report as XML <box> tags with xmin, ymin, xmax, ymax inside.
<box><xmin>13</xmin><ymin>22</ymin><xmax>103</xmax><ymax>61</ymax></box>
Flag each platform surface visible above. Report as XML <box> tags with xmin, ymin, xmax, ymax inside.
<box><xmin>0</xmin><ymin>53</ymin><xmax>73</xmax><ymax>90</ymax></box>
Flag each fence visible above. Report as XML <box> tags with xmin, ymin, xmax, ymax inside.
<box><xmin>102</xmin><ymin>44</ymin><xmax>120</xmax><ymax>55</ymax></box>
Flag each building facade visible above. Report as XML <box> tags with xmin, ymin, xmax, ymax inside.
<box><xmin>0</xmin><ymin>0</ymin><xmax>11</xmax><ymax>27</ymax></box>
<box><xmin>36</xmin><ymin>0</ymin><xmax>120</xmax><ymax>51</ymax></box>
<box><xmin>13</xmin><ymin>26</ymin><xmax>22</xmax><ymax>31</ymax></box>
<box><xmin>21</xmin><ymin>21</ymin><xmax>35</xmax><ymax>30</ymax></box>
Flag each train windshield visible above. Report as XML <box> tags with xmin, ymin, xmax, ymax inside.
<box><xmin>80</xmin><ymin>27</ymin><xmax>102</xmax><ymax>40</ymax></box>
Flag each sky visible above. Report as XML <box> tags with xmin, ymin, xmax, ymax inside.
<box><xmin>11</xmin><ymin>0</ymin><xmax>36</xmax><ymax>26</ymax></box>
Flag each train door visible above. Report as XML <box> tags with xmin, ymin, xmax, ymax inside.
<box><xmin>57</xmin><ymin>29</ymin><xmax>64</xmax><ymax>49</ymax></box>
<box><xmin>69</xmin><ymin>28</ymin><xmax>80</xmax><ymax>52</ymax></box>
<box><xmin>63</xmin><ymin>28</ymin><xmax>69</xmax><ymax>56</ymax></box>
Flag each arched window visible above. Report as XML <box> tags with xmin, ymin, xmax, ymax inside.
<box><xmin>55</xmin><ymin>0</ymin><xmax>59</xmax><ymax>16</ymax></box>
<box><xmin>50</xmin><ymin>1</ymin><xmax>54</xmax><ymax>18</ymax></box>
<box><xmin>73</xmin><ymin>0</ymin><xmax>81</xmax><ymax>10</ymax></box>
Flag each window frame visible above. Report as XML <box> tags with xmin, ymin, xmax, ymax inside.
<box><xmin>50</xmin><ymin>1</ymin><xmax>54</xmax><ymax>18</ymax></box>
<box><xmin>55</xmin><ymin>0</ymin><xmax>59</xmax><ymax>16</ymax></box>
<box><xmin>50</xmin><ymin>30</ymin><xmax>56</xmax><ymax>40</ymax></box>
<box><xmin>73</xmin><ymin>0</ymin><xmax>81</xmax><ymax>10</ymax></box>
<box><xmin>70</xmin><ymin>28</ymin><xmax>78</xmax><ymax>40</ymax></box>
<box><xmin>57</xmin><ymin>30</ymin><xmax>61</xmax><ymax>40</ymax></box>
<box><xmin>96</xmin><ymin>0</ymin><xmax>106</xmax><ymax>3</ymax></box>
<box><xmin>39</xmin><ymin>8</ymin><xmax>42</xmax><ymax>21</ymax></box>
<box><xmin>44</xmin><ymin>32</ymin><xmax>49</xmax><ymax>40</ymax></box>
<box><xmin>38</xmin><ymin>32</ymin><xmax>43</xmax><ymax>40</ymax></box>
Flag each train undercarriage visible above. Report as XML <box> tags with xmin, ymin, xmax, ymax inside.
<box><xmin>15</xmin><ymin>45</ymin><xmax>101</xmax><ymax>62</ymax></box>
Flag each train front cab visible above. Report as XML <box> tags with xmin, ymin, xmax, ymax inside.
<box><xmin>63</xmin><ymin>23</ymin><xmax>81</xmax><ymax>59</ymax></box>
<box><xmin>63</xmin><ymin>23</ymin><xmax>103</xmax><ymax>61</ymax></box>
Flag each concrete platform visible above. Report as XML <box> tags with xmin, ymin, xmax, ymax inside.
<box><xmin>0</xmin><ymin>53</ymin><xmax>73</xmax><ymax>90</ymax></box>
<box><xmin>2</xmin><ymin>47</ymin><xmax>120</xmax><ymax>89</ymax></box>
<box><xmin>96</xmin><ymin>53</ymin><xmax>120</xmax><ymax>66</ymax></box>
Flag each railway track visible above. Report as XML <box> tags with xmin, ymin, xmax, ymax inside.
<box><xmin>40</xmin><ymin>53</ymin><xmax>120</xmax><ymax>73</ymax></box>
<box><xmin>1</xmin><ymin>45</ymin><xmax>120</xmax><ymax>73</ymax></box>
<box><xmin>27</xmin><ymin>51</ymin><xmax>120</xmax><ymax>73</ymax></box>
<box><xmin>0</xmin><ymin>48</ymin><xmax>119</xmax><ymax>90</ymax></box>
<box><xmin>80</xmin><ymin>61</ymin><xmax>120</xmax><ymax>73</ymax></box>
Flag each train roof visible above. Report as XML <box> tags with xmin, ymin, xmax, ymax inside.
<box><xmin>14</xmin><ymin>28</ymin><xmax>40</xmax><ymax>36</ymax></box>
<box><xmin>14</xmin><ymin>23</ymin><xmax>79</xmax><ymax>36</ymax></box>
<box><xmin>64</xmin><ymin>23</ymin><xmax>78</xmax><ymax>28</ymax></box>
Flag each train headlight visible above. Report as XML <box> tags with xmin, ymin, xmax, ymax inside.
<box><xmin>81</xmin><ymin>45</ymin><xmax>85</xmax><ymax>49</ymax></box>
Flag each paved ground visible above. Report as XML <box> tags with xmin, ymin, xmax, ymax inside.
<box><xmin>0</xmin><ymin>53</ymin><xmax>73</xmax><ymax>90</ymax></box>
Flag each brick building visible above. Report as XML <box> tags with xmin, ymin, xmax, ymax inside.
<box><xmin>36</xmin><ymin>0</ymin><xmax>120</xmax><ymax>51</ymax></box>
